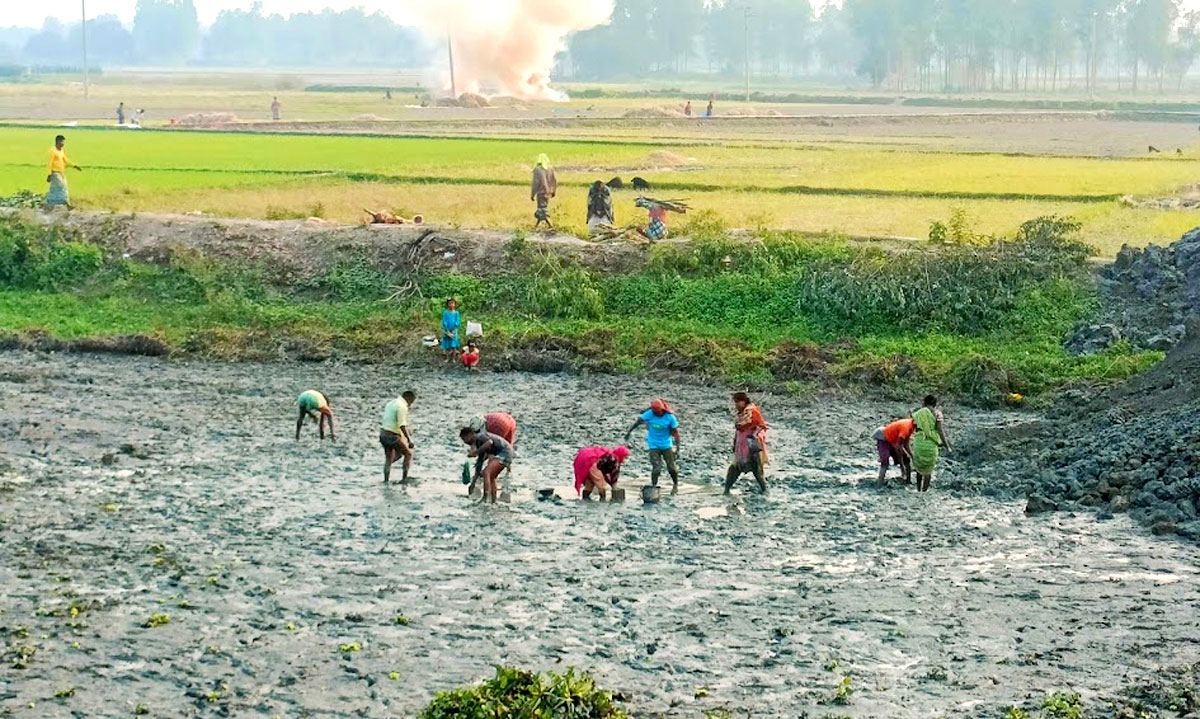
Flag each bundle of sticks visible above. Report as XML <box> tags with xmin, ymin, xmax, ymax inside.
<box><xmin>363</xmin><ymin>208</ymin><xmax>424</xmax><ymax>225</ymax></box>
<box><xmin>589</xmin><ymin>223</ymin><xmax>637</xmax><ymax>241</ymax></box>
<box><xmin>635</xmin><ymin>196</ymin><xmax>690</xmax><ymax>214</ymax></box>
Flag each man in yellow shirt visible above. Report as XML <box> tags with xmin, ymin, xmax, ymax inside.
<box><xmin>46</xmin><ymin>135</ymin><xmax>83</xmax><ymax>209</ymax></box>
<box><xmin>380</xmin><ymin>390</ymin><xmax>417</xmax><ymax>484</ymax></box>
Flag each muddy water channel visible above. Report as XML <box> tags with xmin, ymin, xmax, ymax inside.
<box><xmin>1</xmin><ymin>353</ymin><xmax>1199</xmax><ymax>719</ymax></box>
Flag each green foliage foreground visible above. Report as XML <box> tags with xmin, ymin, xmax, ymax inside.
<box><xmin>0</xmin><ymin>215</ymin><xmax>1159</xmax><ymax>406</ymax></box>
<box><xmin>421</xmin><ymin>666</ymin><xmax>626</xmax><ymax>719</ymax></box>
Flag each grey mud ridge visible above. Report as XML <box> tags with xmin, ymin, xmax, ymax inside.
<box><xmin>1</xmin><ymin>352</ymin><xmax>1198</xmax><ymax>718</ymax></box>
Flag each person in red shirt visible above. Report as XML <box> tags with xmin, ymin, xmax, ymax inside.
<box><xmin>461</xmin><ymin>341</ymin><xmax>480</xmax><ymax>370</ymax></box>
<box><xmin>873</xmin><ymin>417</ymin><xmax>915</xmax><ymax>484</ymax></box>
<box><xmin>725</xmin><ymin>392</ymin><xmax>768</xmax><ymax>495</ymax></box>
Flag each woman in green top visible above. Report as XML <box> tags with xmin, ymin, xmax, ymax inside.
<box><xmin>295</xmin><ymin>390</ymin><xmax>335</xmax><ymax>441</ymax></box>
<box><xmin>910</xmin><ymin>395</ymin><xmax>951</xmax><ymax>492</ymax></box>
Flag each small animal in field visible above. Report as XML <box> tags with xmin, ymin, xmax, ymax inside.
<box><xmin>631</xmin><ymin>176</ymin><xmax>651</xmax><ymax>191</ymax></box>
<box><xmin>606</xmin><ymin>177</ymin><xmax>624</xmax><ymax>190</ymax></box>
<box><xmin>1178</xmin><ymin>148</ymin><xmax>1184</xmax><ymax>156</ymax></box>
<box><xmin>1149</xmin><ymin>145</ymin><xmax>1161</xmax><ymax>153</ymax></box>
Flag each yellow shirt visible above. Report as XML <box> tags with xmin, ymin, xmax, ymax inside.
<box><xmin>380</xmin><ymin>398</ymin><xmax>409</xmax><ymax>433</ymax></box>
<box><xmin>48</xmin><ymin>147</ymin><xmax>69</xmax><ymax>174</ymax></box>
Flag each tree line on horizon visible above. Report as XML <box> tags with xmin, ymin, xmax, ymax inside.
<box><xmin>568</xmin><ymin>0</ymin><xmax>1200</xmax><ymax>93</ymax></box>
<box><xmin>1</xmin><ymin>0</ymin><xmax>1198</xmax><ymax>94</ymax></box>
<box><xmin>0</xmin><ymin>0</ymin><xmax>428</xmax><ymax>69</ymax></box>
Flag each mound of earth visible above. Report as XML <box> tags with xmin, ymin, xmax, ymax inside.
<box><xmin>964</xmin><ymin>228</ymin><xmax>1200</xmax><ymax>540</ymax></box>
<box><xmin>646</xmin><ymin>149</ymin><xmax>695</xmax><ymax>166</ymax></box>
<box><xmin>1065</xmin><ymin>227</ymin><xmax>1200</xmax><ymax>354</ymax></box>
<box><xmin>622</xmin><ymin>106</ymin><xmax>683</xmax><ymax>119</ymax></box>
<box><xmin>175</xmin><ymin>112</ymin><xmax>240</xmax><ymax>127</ymax></box>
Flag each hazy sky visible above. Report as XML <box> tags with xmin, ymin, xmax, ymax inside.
<box><xmin>8</xmin><ymin>0</ymin><xmax>1200</xmax><ymax>28</ymax></box>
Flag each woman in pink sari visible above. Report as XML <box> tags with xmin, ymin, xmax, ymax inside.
<box><xmin>573</xmin><ymin>445</ymin><xmax>630</xmax><ymax>501</ymax></box>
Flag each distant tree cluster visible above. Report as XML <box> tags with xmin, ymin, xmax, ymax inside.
<box><xmin>566</xmin><ymin>0</ymin><xmax>1200</xmax><ymax>93</ymax></box>
<box><xmin>0</xmin><ymin>0</ymin><xmax>429</xmax><ymax>68</ymax></box>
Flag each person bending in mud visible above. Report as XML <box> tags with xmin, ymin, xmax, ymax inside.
<box><xmin>725</xmin><ymin>392</ymin><xmax>768</xmax><ymax>495</ymax></box>
<box><xmin>873</xmin><ymin>416</ymin><xmax>915</xmax><ymax>485</ymax></box>
<box><xmin>380</xmin><ymin>391</ymin><xmax>416</xmax><ymax>483</ymax></box>
<box><xmin>295</xmin><ymin>389</ymin><xmax>335</xmax><ymax>441</ymax></box>
<box><xmin>573</xmin><ymin>445</ymin><xmax>631</xmax><ymax>501</ymax></box>
<box><xmin>467</xmin><ymin>412</ymin><xmax>517</xmax><ymax>476</ymax></box>
<box><xmin>911</xmin><ymin>395</ymin><xmax>952</xmax><ymax>493</ymax></box>
<box><xmin>460</xmin><ymin>425</ymin><xmax>513</xmax><ymax>504</ymax></box>
<box><xmin>624</xmin><ymin>398</ymin><xmax>681</xmax><ymax>492</ymax></box>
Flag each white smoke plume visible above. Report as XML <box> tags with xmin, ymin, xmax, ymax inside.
<box><xmin>403</xmin><ymin>0</ymin><xmax>614</xmax><ymax>101</ymax></box>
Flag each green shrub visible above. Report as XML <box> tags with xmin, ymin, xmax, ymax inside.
<box><xmin>421</xmin><ymin>666</ymin><xmax>626</xmax><ymax>719</ymax></box>
<box><xmin>34</xmin><ymin>242</ymin><xmax>103</xmax><ymax>291</ymax></box>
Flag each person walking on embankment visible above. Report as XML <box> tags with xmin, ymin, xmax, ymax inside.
<box><xmin>45</xmin><ymin>134</ymin><xmax>82</xmax><ymax>210</ymax></box>
<box><xmin>530</xmin><ymin>153</ymin><xmax>557</xmax><ymax>229</ymax></box>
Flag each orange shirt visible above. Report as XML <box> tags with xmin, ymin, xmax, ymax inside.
<box><xmin>883</xmin><ymin>418</ymin><xmax>916</xmax><ymax>445</ymax></box>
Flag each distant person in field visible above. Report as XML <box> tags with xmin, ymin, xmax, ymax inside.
<box><xmin>684</xmin><ymin>101</ymin><xmax>692</xmax><ymax>116</ymax></box>
<box><xmin>530</xmin><ymin>153</ymin><xmax>557</xmax><ymax>229</ymax></box>
<box><xmin>911</xmin><ymin>395</ymin><xmax>952</xmax><ymax>492</ymax></box>
<box><xmin>45</xmin><ymin>134</ymin><xmax>82</xmax><ymax>210</ymax></box>
<box><xmin>380</xmin><ymin>390</ymin><xmax>416</xmax><ymax>484</ymax></box>
<box><xmin>873</xmin><ymin>416</ymin><xmax>914</xmax><ymax>485</ymax></box>
<box><xmin>586</xmin><ymin>180</ymin><xmax>613</xmax><ymax>234</ymax></box>
<box><xmin>462</xmin><ymin>341</ymin><xmax>480</xmax><ymax>370</ymax></box>
<box><xmin>725</xmin><ymin>392</ymin><xmax>768</xmax><ymax>494</ymax></box>
<box><xmin>460</xmin><ymin>424</ymin><xmax>514</xmax><ymax>504</ymax></box>
<box><xmin>574</xmin><ymin>445</ymin><xmax>631</xmax><ymax>501</ymax></box>
<box><xmin>440</xmin><ymin>297</ymin><xmax>462</xmax><ymax>361</ymax></box>
<box><xmin>625</xmin><ymin>398</ymin><xmax>681</xmax><ymax>491</ymax></box>
<box><xmin>130</xmin><ymin>108</ymin><xmax>145</xmax><ymax>127</ymax></box>
<box><xmin>295</xmin><ymin>389</ymin><xmax>335</xmax><ymax>441</ymax></box>
<box><xmin>116</xmin><ymin>102</ymin><xmax>125</xmax><ymax>125</ymax></box>
<box><xmin>271</xmin><ymin>97</ymin><xmax>281</xmax><ymax>121</ymax></box>
<box><xmin>705</xmin><ymin>98</ymin><xmax>714</xmax><ymax>117</ymax></box>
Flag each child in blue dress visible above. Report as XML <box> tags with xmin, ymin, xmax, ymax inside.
<box><xmin>441</xmin><ymin>298</ymin><xmax>462</xmax><ymax>362</ymax></box>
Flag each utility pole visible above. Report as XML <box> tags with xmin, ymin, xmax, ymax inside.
<box><xmin>743</xmin><ymin>6</ymin><xmax>751</xmax><ymax>102</ymax></box>
<box><xmin>81</xmin><ymin>0</ymin><xmax>89</xmax><ymax>100</ymax></box>
<box><xmin>447</xmin><ymin>33</ymin><xmax>457</xmax><ymax>99</ymax></box>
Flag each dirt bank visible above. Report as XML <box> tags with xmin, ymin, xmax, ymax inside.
<box><xmin>2</xmin><ymin>208</ymin><xmax>653</xmax><ymax>278</ymax></box>
<box><xmin>964</xmin><ymin>228</ymin><xmax>1200</xmax><ymax>539</ymax></box>
<box><xmin>2</xmin><ymin>352</ymin><xmax>1198</xmax><ymax>718</ymax></box>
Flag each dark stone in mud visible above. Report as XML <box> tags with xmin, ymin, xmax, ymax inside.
<box><xmin>1025</xmin><ymin>494</ymin><xmax>1057</xmax><ymax>515</ymax></box>
<box><xmin>1152</xmin><ymin>520</ymin><xmax>1179</xmax><ymax>536</ymax></box>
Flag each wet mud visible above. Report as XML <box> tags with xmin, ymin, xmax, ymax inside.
<box><xmin>1</xmin><ymin>353</ymin><xmax>1199</xmax><ymax>718</ymax></box>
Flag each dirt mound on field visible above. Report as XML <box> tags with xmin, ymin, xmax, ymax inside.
<box><xmin>646</xmin><ymin>150</ymin><xmax>695</xmax><ymax>166</ymax></box>
<box><xmin>175</xmin><ymin>112</ymin><xmax>240</xmax><ymax>127</ymax></box>
<box><xmin>622</xmin><ymin>106</ymin><xmax>684</xmax><ymax>119</ymax></box>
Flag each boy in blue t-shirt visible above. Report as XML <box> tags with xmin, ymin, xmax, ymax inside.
<box><xmin>624</xmin><ymin>398</ymin><xmax>681</xmax><ymax>490</ymax></box>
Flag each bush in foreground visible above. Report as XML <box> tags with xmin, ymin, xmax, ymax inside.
<box><xmin>421</xmin><ymin>666</ymin><xmax>627</xmax><ymax>719</ymax></box>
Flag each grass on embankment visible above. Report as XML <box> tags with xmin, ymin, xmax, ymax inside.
<box><xmin>0</xmin><ymin>214</ymin><xmax>1159</xmax><ymax>406</ymax></box>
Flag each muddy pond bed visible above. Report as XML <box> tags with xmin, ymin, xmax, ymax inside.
<box><xmin>1</xmin><ymin>353</ymin><xmax>1198</xmax><ymax>718</ymax></box>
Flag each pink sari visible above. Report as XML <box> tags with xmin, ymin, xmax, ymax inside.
<box><xmin>572</xmin><ymin>445</ymin><xmax>630</xmax><ymax>494</ymax></box>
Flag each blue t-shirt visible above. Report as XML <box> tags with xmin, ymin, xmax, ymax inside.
<box><xmin>640</xmin><ymin>409</ymin><xmax>679</xmax><ymax>450</ymax></box>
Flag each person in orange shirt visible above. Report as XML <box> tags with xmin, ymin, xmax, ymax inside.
<box><xmin>45</xmin><ymin>135</ymin><xmax>83</xmax><ymax>209</ymax></box>
<box><xmin>873</xmin><ymin>416</ymin><xmax>915</xmax><ymax>484</ymax></box>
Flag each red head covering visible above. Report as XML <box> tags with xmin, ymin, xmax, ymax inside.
<box><xmin>612</xmin><ymin>445</ymin><xmax>630</xmax><ymax>462</ymax></box>
<box><xmin>649</xmin><ymin>398</ymin><xmax>674</xmax><ymax>414</ymax></box>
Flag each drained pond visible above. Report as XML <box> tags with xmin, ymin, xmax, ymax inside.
<box><xmin>1</xmin><ymin>353</ymin><xmax>1198</xmax><ymax>718</ymax></box>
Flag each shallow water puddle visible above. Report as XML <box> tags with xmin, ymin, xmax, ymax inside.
<box><xmin>2</xmin><ymin>353</ymin><xmax>1199</xmax><ymax>718</ymax></box>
